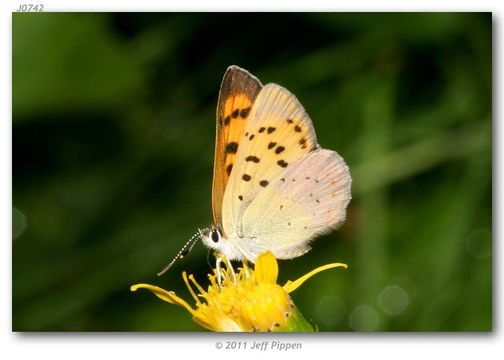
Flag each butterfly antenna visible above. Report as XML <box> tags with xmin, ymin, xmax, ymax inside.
<box><xmin>157</xmin><ymin>228</ymin><xmax>209</xmax><ymax>276</ymax></box>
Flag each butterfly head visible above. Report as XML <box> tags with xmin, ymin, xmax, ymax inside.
<box><xmin>201</xmin><ymin>225</ymin><xmax>224</xmax><ymax>251</ymax></box>
<box><xmin>202</xmin><ymin>225</ymin><xmax>252</xmax><ymax>261</ymax></box>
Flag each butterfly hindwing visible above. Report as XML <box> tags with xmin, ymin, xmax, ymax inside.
<box><xmin>221</xmin><ymin>84</ymin><xmax>319</xmax><ymax>243</ymax></box>
<box><xmin>212</xmin><ymin>66</ymin><xmax>262</xmax><ymax>227</ymax></box>
<box><xmin>239</xmin><ymin>149</ymin><xmax>351</xmax><ymax>261</ymax></box>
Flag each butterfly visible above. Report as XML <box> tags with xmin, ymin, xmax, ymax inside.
<box><xmin>199</xmin><ymin>65</ymin><xmax>352</xmax><ymax>263</ymax></box>
<box><xmin>158</xmin><ymin>66</ymin><xmax>351</xmax><ymax>275</ymax></box>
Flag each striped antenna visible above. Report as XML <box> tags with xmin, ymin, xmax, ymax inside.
<box><xmin>157</xmin><ymin>228</ymin><xmax>209</xmax><ymax>276</ymax></box>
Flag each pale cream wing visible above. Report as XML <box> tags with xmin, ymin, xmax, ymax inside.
<box><xmin>221</xmin><ymin>83</ymin><xmax>319</xmax><ymax>242</ymax></box>
<box><xmin>239</xmin><ymin>149</ymin><xmax>351</xmax><ymax>261</ymax></box>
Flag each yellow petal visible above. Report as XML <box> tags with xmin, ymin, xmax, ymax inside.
<box><xmin>130</xmin><ymin>283</ymin><xmax>197</xmax><ymax>316</ymax></box>
<box><xmin>192</xmin><ymin>316</ymin><xmax>216</xmax><ymax>332</ymax></box>
<box><xmin>254</xmin><ymin>252</ymin><xmax>278</xmax><ymax>284</ymax></box>
<box><xmin>283</xmin><ymin>263</ymin><xmax>348</xmax><ymax>293</ymax></box>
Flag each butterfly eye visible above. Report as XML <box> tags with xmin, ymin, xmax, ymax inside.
<box><xmin>211</xmin><ymin>229</ymin><xmax>220</xmax><ymax>243</ymax></box>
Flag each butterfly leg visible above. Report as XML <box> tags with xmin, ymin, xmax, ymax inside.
<box><xmin>215</xmin><ymin>254</ymin><xmax>237</xmax><ymax>286</ymax></box>
<box><xmin>224</xmin><ymin>256</ymin><xmax>237</xmax><ymax>285</ymax></box>
<box><xmin>215</xmin><ymin>256</ymin><xmax>224</xmax><ymax>287</ymax></box>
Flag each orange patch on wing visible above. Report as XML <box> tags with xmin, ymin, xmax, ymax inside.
<box><xmin>221</xmin><ymin>94</ymin><xmax>253</xmax><ymax>183</ymax></box>
<box><xmin>223</xmin><ymin>94</ymin><xmax>252</xmax><ymax>122</ymax></box>
<box><xmin>212</xmin><ymin>66</ymin><xmax>262</xmax><ymax>229</ymax></box>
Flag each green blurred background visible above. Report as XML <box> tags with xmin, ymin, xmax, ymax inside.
<box><xmin>12</xmin><ymin>13</ymin><xmax>492</xmax><ymax>331</ymax></box>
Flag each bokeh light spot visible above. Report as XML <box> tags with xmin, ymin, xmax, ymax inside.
<box><xmin>378</xmin><ymin>285</ymin><xmax>409</xmax><ymax>316</ymax></box>
<box><xmin>315</xmin><ymin>295</ymin><xmax>347</xmax><ymax>327</ymax></box>
<box><xmin>349</xmin><ymin>305</ymin><xmax>379</xmax><ymax>331</ymax></box>
<box><xmin>12</xmin><ymin>207</ymin><xmax>27</xmax><ymax>239</ymax></box>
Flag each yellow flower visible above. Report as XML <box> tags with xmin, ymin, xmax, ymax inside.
<box><xmin>131</xmin><ymin>252</ymin><xmax>347</xmax><ymax>332</ymax></box>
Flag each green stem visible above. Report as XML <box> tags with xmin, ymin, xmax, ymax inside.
<box><xmin>275</xmin><ymin>306</ymin><xmax>315</xmax><ymax>332</ymax></box>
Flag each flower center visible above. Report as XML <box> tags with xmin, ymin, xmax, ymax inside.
<box><xmin>240</xmin><ymin>283</ymin><xmax>292</xmax><ymax>331</ymax></box>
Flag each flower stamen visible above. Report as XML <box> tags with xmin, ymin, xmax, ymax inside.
<box><xmin>188</xmin><ymin>274</ymin><xmax>207</xmax><ymax>297</ymax></box>
<box><xmin>241</xmin><ymin>260</ymin><xmax>251</xmax><ymax>279</ymax></box>
<box><xmin>182</xmin><ymin>271</ymin><xmax>200</xmax><ymax>304</ymax></box>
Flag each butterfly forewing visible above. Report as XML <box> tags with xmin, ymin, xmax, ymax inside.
<box><xmin>213</xmin><ymin>66</ymin><xmax>262</xmax><ymax>228</ymax></box>
<box><xmin>221</xmin><ymin>84</ymin><xmax>319</xmax><ymax>243</ymax></box>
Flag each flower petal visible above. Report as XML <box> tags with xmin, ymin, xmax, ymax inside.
<box><xmin>283</xmin><ymin>263</ymin><xmax>348</xmax><ymax>293</ymax></box>
<box><xmin>130</xmin><ymin>283</ymin><xmax>197</xmax><ymax>316</ymax></box>
<box><xmin>254</xmin><ymin>252</ymin><xmax>278</xmax><ymax>284</ymax></box>
<box><xmin>192</xmin><ymin>314</ymin><xmax>215</xmax><ymax>332</ymax></box>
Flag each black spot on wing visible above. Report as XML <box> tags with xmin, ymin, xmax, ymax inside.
<box><xmin>240</xmin><ymin>107</ymin><xmax>251</xmax><ymax>118</ymax></box>
<box><xmin>232</xmin><ymin>109</ymin><xmax>240</xmax><ymax>118</ymax></box>
<box><xmin>259</xmin><ymin>180</ymin><xmax>269</xmax><ymax>187</ymax></box>
<box><xmin>277</xmin><ymin>160</ymin><xmax>288</xmax><ymax>168</ymax></box>
<box><xmin>225</xmin><ymin>142</ymin><xmax>239</xmax><ymax>154</ymax></box>
<box><xmin>224</xmin><ymin>115</ymin><xmax>231</xmax><ymax>126</ymax></box>
<box><xmin>258</xmin><ymin>127</ymin><xmax>266</xmax><ymax>133</ymax></box>
<box><xmin>226</xmin><ymin>164</ymin><xmax>233</xmax><ymax>176</ymax></box>
<box><xmin>294</xmin><ymin>125</ymin><xmax>302</xmax><ymax>132</ymax></box>
<box><xmin>267</xmin><ymin>127</ymin><xmax>276</xmax><ymax>134</ymax></box>
<box><xmin>245</xmin><ymin>155</ymin><xmax>260</xmax><ymax>163</ymax></box>
<box><xmin>268</xmin><ymin>142</ymin><xmax>277</xmax><ymax>149</ymax></box>
<box><xmin>249</xmin><ymin>134</ymin><xmax>255</xmax><ymax>140</ymax></box>
<box><xmin>275</xmin><ymin>146</ymin><xmax>285</xmax><ymax>154</ymax></box>
<box><xmin>242</xmin><ymin>174</ymin><xmax>251</xmax><ymax>181</ymax></box>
